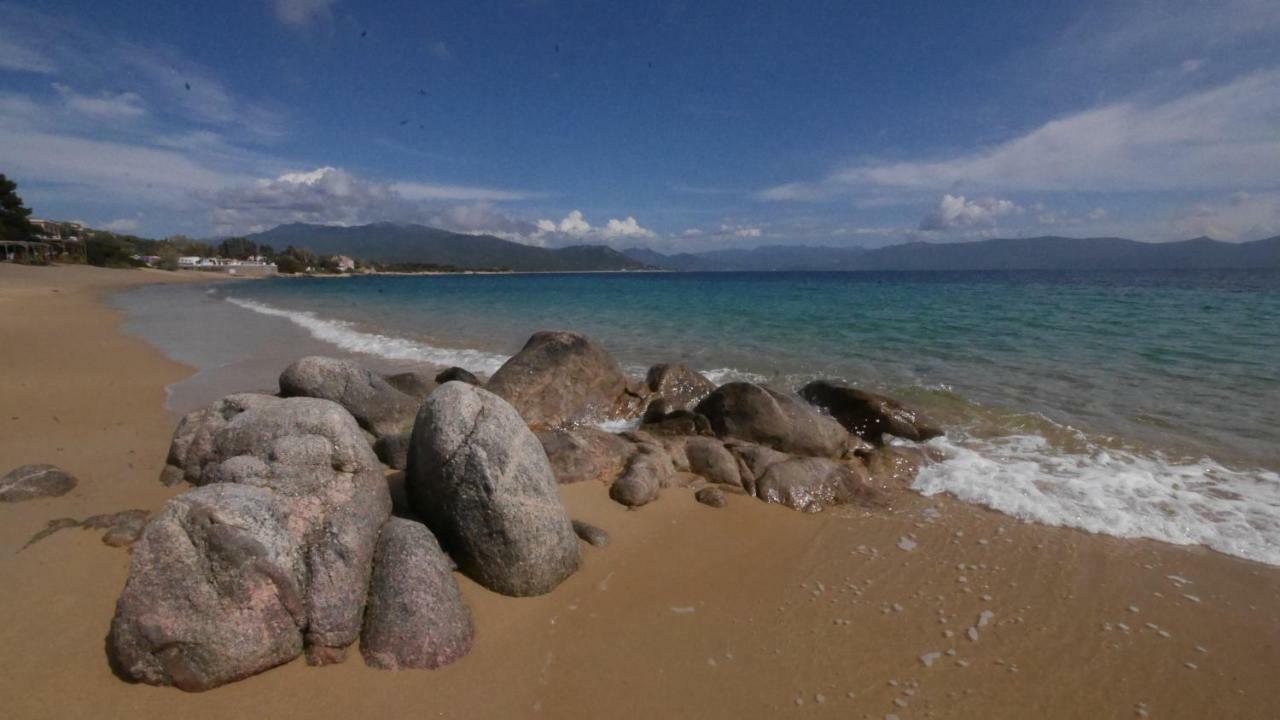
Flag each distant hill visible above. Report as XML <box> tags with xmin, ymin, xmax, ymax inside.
<box><xmin>629</xmin><ymin>235</ymin><xmax>1280</xmax><ymax>271</ymax></box>
<box><xmin>246</xmin><ymin>222</ymin><xmax>650</xmax><ymax>272</ymax></box>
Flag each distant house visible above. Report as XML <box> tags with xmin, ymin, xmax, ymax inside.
<box><xmin>178</xmin><ymin>256</ymin><xmax>202</xmax><ymax>267</ymax></box>
<box><xmin>331</xmin><ymin>255</ymin><xmax>356</xmax><ymax>272</ymax></box>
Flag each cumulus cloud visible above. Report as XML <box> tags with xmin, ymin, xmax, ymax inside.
<box><xmin>919</xmin><ymin>195</ymin><xmax>1019</xmax><ymax>231</ymax></box>
<box><xmin>761</xmin><ymin>69</ymin><xmax>1280</xmax><ymax>200</ymax></box>
<box><xmin>273</xmin><ymin>0</ymin><xmax>338</xmax><ymax>27</ymax></box>
<box><xmin>531</xmin><ymin>210</ymin><xmax>655</xmax><ymax>244</ymax></box>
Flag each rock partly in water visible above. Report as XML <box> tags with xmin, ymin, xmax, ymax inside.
<box><xmin>645</xmin><ymin>364</ymin><xmax>717</xmax><ymax>411</ymax></box>
<box><xmin>161</xmin><ymin>393</ymin><xmax>277</xmax><ymax>486</ymax></box>
<box><xmin>21</xmin><ymin>517</ymin><xmax>81</xmax><ymax>549</ymax></box>
<box><xmin>486</xmin><ymin>331</ymin><xmax>645</xmax><ymax>430</ymax></box>
<box><xmin>383</xmin><ymin>370</ymin><xmax>438</xmax><ymax>399</ymax></box>
<box><xmin>360</xmin><ymin>517</ymin><xmax>473</xmax><ymax>671</ymax></box>
<box><xmin>279</xmin><ymin>356</ymin><xmax>420</xmax><ymax>439</ymax></box>
<box><xmin>0</xmin><ymin>463</ymin><xmax>77</xmax><ymax>502</ymax></box>
<box><xmin>861</xmin><ymin>445</ymin><xmax>940</xmax><ymax>489</ymax></box>
<box><xmin>435</xmin><ymin>367</ymin><xmax>481</xmax><ymax>386</ymax></box>
<box><xmin>571</xmin><ymin>519</ymin><xmax>611</xmax><ymax>547</ymax></box>
<box><xmin>111</xmin><ymin>396</ymin><xmax>392</xmax><ymax>690</ymax></box>
<box><xmin>799</xmin><ymin>381</ymin><xmax>942</xmax><ymax>444</ymax></box>
<box><xmin>754</xmin><ymin>456</ymin><xmax>879</xmax><ymax>513</ymax></box>
<box><xmin>639</xmin><ymin>401</ymin><xmax>715</xmax><ymax>438</ymax></box>
<box><xmin>695</xmin><ymin>486</ymin><xmax>727</xmax><ymax>508</ymax></box>
<box><xmin>85</xmin><ymin>509</ymin><xmax>150</xmax><ymax>547</ymax></box>
<box><xmin>537</xmin><ymin>427</ymin><xmax>635</xmax><ymax>484</ymax></box>
<box><xmin>695</xmin><ymin>383</ymin><xmax>849</xmax><ymax>458</ymax></box>
<box><xmin>405</xmin><ymin>382</ymin><xmax>580</xmax><ymax>596</ymax></box>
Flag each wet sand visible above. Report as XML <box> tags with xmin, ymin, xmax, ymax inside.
<box><xmin>1</xmin><ymin>263</ymin><xmax>1277</xmax><ymax>719</ymax></box>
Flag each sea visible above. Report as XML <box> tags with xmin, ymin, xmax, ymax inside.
<box><xmin>112</xmin><ymin>270</ymin><xmax>1280</xmax><ymax>566</ymax></box>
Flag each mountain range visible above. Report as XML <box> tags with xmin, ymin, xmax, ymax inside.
<box><xmin>245</xmin><ymin>223</ymin><xmax>1280</xmax><ymax>272</ymax></box>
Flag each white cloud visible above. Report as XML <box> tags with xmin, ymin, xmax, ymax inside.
<box><xmin>919</xmin><ymin>194</ymin><xmax>1019</xmax><ymax>231</ymax></box>
<box><xmin>761</xmin><ymin>69</ymin><xmax>1280</xmax><ymax>200</ymax></box>
<box><xmin>602</xmin><ymin>216</ymin><xmax>655</xmax><ymax>239</ymax></box>
<box><xmin>530</xmin><ymin>210</ymin><xmax>656</xmax><ymax>245</ymax></box>
<box><xmin>1087</xmin><ymin>208</ymin><xmax>1108</xmax><ymax>221</ymax></box>
<box><xmin>390</xmin><ymin>181</ymin><xmax>538</xmax><ymax>202</ymax></box>
<box><xmin>53</xmin><ymin>83</ymin><xmax>146</xmax><ymax>120</ymax></box>
<box><xmin>101</xmin><ymin>218</ymin><xmax>142</xmax><ymax>232</ymax></box>
<box><xmin>1168</xmin><ymin>191</ymin><xmax>1280</xmax><ymax>241</ymax></box>
<box><xmin>681</xmin><ymin>228</ymin><xmax>705</xmax><ymax>237</ymax></box>
<box><xmin>0</xmin><ymin>29</ymin><xmax>56</xmax><ymax>73</ymax></box>
<box><xmin>273</xmin><ymin>0</ymin><xmax>338</xmax><ymax>27</ymax></box>
<box><xmin>1181</xmin><ymin>58</ymin><xmax>1205</xmax><ymax>74</ymax></box>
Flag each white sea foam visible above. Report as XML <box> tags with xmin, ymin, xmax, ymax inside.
<box><xmin>702</xmin><ymin>367</ymin><xmax>768</xmax><ymax>385</ymax></box>
<box><xmin>913</xmin><ymin>432</ymin><xmax>1280</xmax><ymax>566</ymax></box>
<box><xmin>225</xmin><ymin>297</ymin><xmax>510</xmax><ymax>374</ymax></box>
<box><xmin>595</xmin><ymin>417</ymin><xmax>642</xmax><ymax>433</ymax></box>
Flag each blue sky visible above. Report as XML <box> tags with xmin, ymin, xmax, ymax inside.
<box><xmin>2</xmin><ymin>0</ymin><xmax>1278</xmax><ymax>250</ymax></box>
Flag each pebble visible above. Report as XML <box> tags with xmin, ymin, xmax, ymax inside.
<box><xmin>1127</xmin><ymin>605</ymin><xmax>1140</xmax><ymax>613</ymax></box>
<box><xmin>894</xmin><ymin>698</ymin><xmax>908</xmax><ymax>708</ymax></box>
<box><xmin>1183</xmin><ymin>594</ymin><xmax>1201</xmax><ymax>603</ymax></box>
<box><xmin>978</xmin><ymin>610</ymin><xmax>995</xmax><ymax>627</ymax></box>
<box><xmin>1184</xmin><ymin>662</ymin><xmax>1198</xmax><ymax>670</ymax></box>
<box><xmin>897</xmin><ymin>537</ymin><xmax>918</xmax><ymax>552</ymax></box>
<box><xmin>966</xmin><ymin>627</ymin><xmax>979</xmax><ymax>642</ymax></box>
<box><xmin>919</xmin><ymin>651</ymin><xmax>943</xmax><ymax>667</ymax></box>
<box><xmin>814</xmin><ymin>693</ymin><xmax>825</xmax><ymax>705</ymax></box>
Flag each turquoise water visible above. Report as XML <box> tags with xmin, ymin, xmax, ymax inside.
<box><xmin>121</xmin><ymin>270</ymin><xmax>1280</xmax><ymax>564</ymax></box>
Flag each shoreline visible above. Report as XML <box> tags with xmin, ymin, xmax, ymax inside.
<box><xmin>2</xmin><ymin>263</ymin><xmax>1278</xmax><ymax>718</ymax></box>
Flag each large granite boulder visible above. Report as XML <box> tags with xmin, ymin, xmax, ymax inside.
<box><xmin>753</xmin><ymin>456</ymin><xmax>877</xmax><ymax>513</ymax></box>
<box><xmin>799</xmin><ymin>381</ymin><xmax>942</xmax><ymax>443</ymax></box>
<box><xmin>645</xmin><ymin>364</ymin><xmax>716</xmax><ymax>410</ymax></box>
<box><xmin>695</xmin><ymin>383</ymin><xmax>849</xmax><ymax>458</ymax></box>
<box><xmin>405</xmin><ymin>382</ymin><xmax>580</xmax><ymax>596</ymax></box>
<box><xmin>486</xmin><ymin>331</ymin><xmax>646</xmax><ymax>430</ymax></box>
<box><xmin>361</xmin><ymin>517</ymin><xmax>473</xmax><ymax>670</ymax></box>
<box><xmin>280</xmin><ymin>356</ymin><xmax>420</xmax><ymax>439</ymax></box>
<box><xmin>683</xmin><ymin>437</ymin><xmax>742</xmax><ymax>488</ymax></box>
<box><xmin>112</xmin><ymin>396</ymin><xmax>392</xmax><ymax>689</ymax></box>
<box><xmin>537</xmin><ymin>427</ymin><xmax>635</xmax><ymax>484</ymax></box>
<box><xmin>160</xmin><ymin>393</ymin><xmax>277</xmax><ymax>486</ymax></box>
<box><xmin>0</xmin><ymin>464</ymin><xmax>77</xmax><ymax>502</ymax></box>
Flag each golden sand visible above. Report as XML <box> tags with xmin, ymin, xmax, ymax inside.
<box><xmin>1</xmin><ymin>263</ymin><xmax>1277</xmax><ymax>719</ymax></box>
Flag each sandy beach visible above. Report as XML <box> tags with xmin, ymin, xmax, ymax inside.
<box><xmin>1</xmin><ymin>263</ymin><xmax>1278</xmax><ymax>719</ymax></box>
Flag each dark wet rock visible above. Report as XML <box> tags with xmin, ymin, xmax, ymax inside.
<box><xmin>861</xmin><ymin>445</ymin><xmax>942</xmax><ymax>489</ymax></box>
<box><xmin>799</xmin><ymin>381</ymin><xmax>943</xmax><ymax>444</ymax></box>
<box><xmin>435</xmin><ymin>367</ymin><xmax>481</xmax><ymax>386</ymax></box>
<box><xmin>374</xmin><ymin>431</ymin><xmax>412</xmax><ymax>470</ymax></box>
<box><xmin>571</xmin><ymin>519</ymin><xmax>611</xmax><ymax>548</ymax></box>
<box><xmin>110</xmin><ymin>396</ymin><xmax>392</xmax><ymax>690</ymax></box>
<box><xmin>0</xmin><ymin>464</ymin><xmax>77</xmax><ymax>502</ymax></box>
<box><xmin>608</xmin><ymin>445</ymin><xmax>673</xmax><ymax>508</ymax></box>
<box><xmin>405</xmin><ymin>382</ymin><xmax>580</xmax><ymax>597</ymax></box>
<box><xmin>646</xmin><ymin>363</ymin><xmax>717</xmax><ymax>410</ymax></box>
<box><xmin>279</xmin><ymin>356</ymin><xmax>420</xmax><ymax>439</ymax></box>
<box><xmin>639</xmin><ymin>405</ymin><xmax>715</xmax><ymax>438</ymax></box>
<box><xmin>21</xmin><ymin>517</ymin><xmax>80</xmax><ymax>549</ymax></box>
<box><xmin>86</xmin><ymin>509</ymin><xmax>150</xmax><ymax>547</ymax></box>
<box><xmin>754</xmin><ymin>457</ymin><xmax>879</xmax><ymax>513</ymax></box>
<box><xmin>537</xmin><ymin>427</ymin><xmax>635</xmax><ymax>484</ymax></box>
<box><xmin>695</xmin><ymin>486</ymin><xmax>727</xmax><ymax>508</ymax></box>
<box><xmin>486</xmin><ymin>331</ymin><xmax>646</xmax><ymax>430</ymax></box>
<box><xmin>683</xmin><ymin>437</ymin><xmax>742</xmax><ymax>488</ymax></box>
<box><xmin>695</xmin><ymin>383</ymin><xmax>849</xmax><ymax>458</ymax></box>
<box><xmin>161</xmin><ymin>393</ymin><xmax>277</xmax><ymax>486</ymax></box>
<box><xmin>384</xmin><ymin>370</ymin><xmax>438</xmax><ymax>399</ymax></box>
<box><xmin>360</xmin><ymin>517</ymin><xmax>473</xmax><ymax>671</ymax></box>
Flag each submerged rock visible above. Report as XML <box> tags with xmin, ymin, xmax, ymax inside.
<box><xmin>645</xmin><ymin>364</ymin><xmax>717</xmax><ymax>411</ymax></box>
<box><xmin>279</xmin><ymin>356</ymin><xmax>420</xmax><ymax>439</ymax></box>
<box><xmin>111</xmin><ymin>396</ymin><xmax>391</xmax><ymax>690</ymax></box>
<box><xmin>486</xmin><ymin>331</ymin><xmax>645</xmax><ymax>430</ymax></box>
<box><xmin>861</xmin><ymin>445</ymin><xmax>940</xmax><ymax>488</ymax></box>
<box><xmin>0</xmin><ymin>464</ymin><xmax>77</xmax><ymax>502</ymax></box>
<box><xmin>405</xmin><ymin>382</ymin><xmax>580</xmax><ymax>596</ymax></box>
<box><xmin>360</xmin><ymin>517</ymin><xmax>473</xmax><ymax>671</ymax></box>
<box><xmin>695</xmin><ymin>383</ymin><xmax>849</xmax><ymax>458</ymax></box>
<box><xmin>799</xmin><ymin>381</ymin><xmax>942</xmax><ymax>444</ymax></box>
<box><xmin>537</xmin><ymin>426</ymin><xmax>635</xmax><ymax>484</ymax></box>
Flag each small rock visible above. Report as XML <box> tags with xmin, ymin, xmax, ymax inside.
<box><xmin>571</xmin><ymin>520</ymin><xmax>611</xmax><ymax>547</ymax></box>
<box><xmin>1</xmin><ymin>464</ymin><xmax>78</xmax><ymax>502</ymax></box>
<box><xmin>695</xmin><ymin>486</ymin><xmax>727</xmax><ymax>508</ymax></box>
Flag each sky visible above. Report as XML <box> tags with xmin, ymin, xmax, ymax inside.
<box><xmin>1</xmin><ymin>0</ymin><xmax>1279</xmax><ymax>251</ymax></box>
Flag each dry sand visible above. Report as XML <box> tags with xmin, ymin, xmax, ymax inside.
<box><xmin>1</xmin><ymin>263</ymin><xmax>1277</xmax><ymax>719</ymax></box>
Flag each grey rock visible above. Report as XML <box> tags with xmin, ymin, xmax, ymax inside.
<box><xmin>435</xmin><ymin>367</ymin><xmax>481</xmax><ymax>386</ymax></box>
<box><xmin>383</xmin><ymin>370</ymin><xmax>438</xmax><ymax>399</ymax></box>
<box><xmin>374</xmin><ymin>431</ymin><xmax>412</xmax><ymax>470</ymax></box>
<box><xmin>754</xmin><ymin>456</ymin><xmax>879</xmax><ymax>513</ymax></box>
<box><xmin>279</xmin><ymin>356</ymin><xmax>420</xmax><ymax>439</ymax></box>
<box><xmin>108</xmin><ymin>484</ymin><xmax>307</xmax><ymax>692</ymax></box>
<box><xmin>85</xmin><ymin>509</ymin><xmax>150</xmax><ymax>547</ymax></box>
<box><xmin>361</xmin><ymin>517</ymin><xmax>473</xmax><ymax>670</ymax></box>
<box><xmin>726</xmin><ymin>441</ymin><xmax>792</xmax><ymax>495</ymax></box>
<box><xmin>405</xmin><ymin>382</ymin><xmax>580</xmax><ymax>596</ymax></box>
<box><xmin>695</xmin><ymin>383</ymin><xmax>849</xmax><ymax>458</ymax></box>
<box><xmin>486</xmin><ymin>331</ymin><xmax>646</xmax><ymax>430</ymax></box>
<box><xmin>695</xmin><ymin>486</ymin><xmax>727</xmax><ymax>508</ymax></box>
<box><xmin>0</xmin><ymin>464</ymin><xmax>77</xmax><ymax>502</ymax></box>
<box><xmin>537</xmin><ymin>426</ymin><xmax>635</xmax><ymax>484</ymax></box>
<box><xmin>161</xmin><ymin>393</ymin><xmax>277</xmax><ymax>485</ymax></box>
<box><xmin>646</xmin><ymin>363</ymin><xmax>717</xmax><ymax>410</ymax></box>
<box><xmin>799</xmin><ymin>381</ymin><xmax>943</xmax><ymax>444</ymax></box>
<box><xmin>571</xmin><ymin>519</ymin><xmax>611</xmax><ymax>547</ymax></box>
<box><xmin>608</xmin><ymin>445</ymin><xmax>673</xmax><ymax>508</ymax></box>
<box><xmin>683</xmin><ymin>437</ymin><xmax>742</xmax><ymax>488</ymax></box>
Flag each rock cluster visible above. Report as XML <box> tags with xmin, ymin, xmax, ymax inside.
<box><xmin>106</xmin><ymin>329</ymin><xmax>941</xmax><ymax>692</ymax></box>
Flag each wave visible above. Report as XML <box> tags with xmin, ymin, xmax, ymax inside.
<box><xmin>224</xmin><ymin>297</ymin><xmax>511</xmax><ymax>374</ymax></box>
<box><xmin>913</xmin><ymin>431</ymin><xmax>1280</xmax><ymax>566</ymax></box>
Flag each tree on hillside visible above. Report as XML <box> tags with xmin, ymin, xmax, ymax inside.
<box><xmin>0</xmin><ymin>173</ymin><xmax>35</xmax><ymax>241</ymax></box>
<box><xmin>217</xmin><ymin>236</ymin><xmax>258</xmax><ymax>259</ymax></box>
